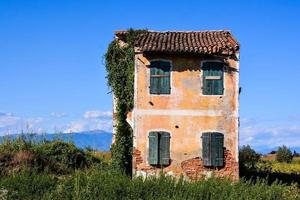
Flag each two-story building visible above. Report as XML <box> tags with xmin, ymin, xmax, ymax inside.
<box><xmin>113</xmin><ymin>30</ymin><xmax>240</xmax><ymax>180</ymax></box>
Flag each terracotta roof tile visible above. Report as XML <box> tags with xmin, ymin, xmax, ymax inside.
<box><xmin>115</xmin><ymin>30</ymin><xmax>239</xmax><ymax>55</ymax></box>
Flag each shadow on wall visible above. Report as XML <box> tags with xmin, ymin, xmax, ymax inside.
<box><xmin>144</xmin><ymin>53</ymin><xmax>239</xmax><ymax>73</ymax></box>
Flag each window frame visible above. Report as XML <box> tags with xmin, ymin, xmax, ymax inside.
<box><xmin>147</xmin><ymin>130</ymin><xmax>171</xmax><ymax>166</ymax></box>
<box><xmin>200</xmin><ymin>60</ymin><xmax>225</xmax><ymax>96</ymax></box>
<box><xmin>148</xmin><ymin>59</ymin><xmax>172</xmax><ymax>96</ymax></box>
<box><xmin>201</xmin><ymin>131</ymin><xmax>225</xmax><ymax>167</ymax></box>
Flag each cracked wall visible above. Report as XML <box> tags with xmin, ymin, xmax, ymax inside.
<box><xmin>131</xmin><ymin>53</ymin><xmax>239</xmax><ymax>180</ymax></box>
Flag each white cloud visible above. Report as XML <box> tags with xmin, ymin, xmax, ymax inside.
<box><xmin>0</xmin><ymin>112</ymin><xmax>13</xmax><ymax>117</ymax></box>
<box><xmin>64</xmin><ymin>121</ymin><xmax>87</xmax><ymax>133</ymax></box>
<box><xmin>64</xmin><ymin>118</ymin><xmax>112</xmax><ymax>133</ymax></box>
<box><xmin>0</xmin><ymin>112</ymin><xmax>20</xmax><ymax>128</ymax></box>
<box><xmin>240</xmin><ymin>117</ymin><xmax>300</xmax><ymax>151</ymax></box>
<box><xmin>0</xmin><ymin>112</ymin><xmax>47</xmax><ymax>135</ymax></box>
<box><xmin>0</xmin><ymin>110</ymin><xmax>113</xmax><ymax>135</ymax></box>
<box><xmin>84</xmin><ymin>111</ymin><xmax>112</xmax><ymax>119</ymax></box>
<box><xmin>50</xmin><ymin>112</ymin><xmax>67</xmax><ymax>118</ymax></box>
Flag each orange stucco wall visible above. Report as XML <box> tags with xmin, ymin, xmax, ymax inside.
<box><xmin>131</xmin><ymin>53</ymin><xmax>239</xmax><ymax>180</ymax></box>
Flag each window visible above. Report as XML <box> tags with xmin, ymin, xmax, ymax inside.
<box><xmin>202</xmin><ymin>132</ymin><xmax>224</xmax><ymax>167</ymax></box>
<box><xmin>150</xmin><ymin>61</ymin><xmax>171</xmax><ymax>94</ymax></box>
<box><xmin>202</xmin><ymin>61</ymin><xmax>224</xmax><ymax>95</ymax></box>
<box><xmin>148</xmin><ymin>131</ymin><xmax>170</xmax><ymax>166</ymax></box>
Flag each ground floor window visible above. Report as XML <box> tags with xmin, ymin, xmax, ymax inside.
<box><xmin>202</xmin><ymin>132</ymin><xmax>224</xmax><ymax>167</ymax></box>
<box><xmin>148</xmin><ymin>131</ymin><xmax>170</xmax><ymax>166</ymax></box>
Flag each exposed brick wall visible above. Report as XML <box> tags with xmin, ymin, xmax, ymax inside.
<box><xmin>181</xmin><ymin>149</ymin><xmax>238</xmax><ymax>180</ymax></box>
<box><xmin>133</xmin><ymin>149</ymin><xmax>238</xmax><ymax>180</ymax></box>
<box><xmin>133</xmin><ymin>148</ymin><xmax>143</xmax><ymax>170</ymax></box>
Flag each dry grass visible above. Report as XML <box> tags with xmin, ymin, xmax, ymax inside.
<box><xmin>261</xmin><ymin>155</ymin><xmax>300</xmax><ymax>174</ymax></box>
<box><xmin>90</xmin><ymin>151</ymin><xmax>111</xmax><ymax>161</ymax></box>
<box><xmin>271</xmin><ymin>162</ymin><xmax>300</xmax><ymax>174</ymax></box>
<box><xmin>261</xmin><ymin>154</ymin><xmax>276</xmax><ymax>161</ymax></box>
<box><xmin>262</xmin><ymin>155</ymin><xmax>300</xmax><ymax>162</ymax></box>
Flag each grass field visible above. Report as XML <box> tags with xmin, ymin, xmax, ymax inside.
<box><xmin>0</xmin><ymin>168</ymin><xmax>299</xmax><ymax>200</ymax></box>
<box><xmin>0</xmin><ymin>136</ymin><xmax>299</xmax><ymax>200</ymax></box>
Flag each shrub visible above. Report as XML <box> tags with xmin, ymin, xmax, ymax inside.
<box><xmin>256</xmin><ymin>160</ymin><xmax>273</xmax><ymax>173</ymax></box>
<box><xmin>276</xmin><ymin>145</ymin><xmax>293</xmax><ymax>163</ymax></box>
<box><xmin>0</xmin><ymin>171</ymin><xmax>57</xmax><ymax>200</ymax></box>
<box><xmin>293</xmin><ymin>150</ymin><xmax>299</xmax><ymax>157</ymax></box>
<box><xmin>35</xmin><ymin>140</ymin><xmax>92</xmax><ymax>174</ymax></box>
<box><xmin>0</xmin><ymin>134</ymin><xmax>36</xmax><ymax>153</ymax></box>
<box><xmin>0</xmin><ymin>136</ymin><xmax>102</xmax><ymax>175</ymax></box>
<box><xmin>239</xmin><ymin>145</ymin><xmax>260</xmax><ymax>170</ymax></box>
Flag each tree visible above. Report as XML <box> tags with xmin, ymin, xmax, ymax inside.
<box><xmin>276</xmin><ymin>145</ymin><xmax>293</xmax><ymax>163</ymax></box>
<box><xmin>239</xmin><ymin>145</ymin><xmax>260</xmax><ymax>170</ymax></box>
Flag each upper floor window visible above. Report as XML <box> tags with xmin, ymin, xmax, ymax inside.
<box><xmin>202</xmin><ymin>132</ymin><xmax>224</xmax><ymax>167</ymax></box>
<box><xmin>148</xmin><ymin>131</ymin><xmax>170</xmax><ymax>166</ymax></box>
<box><xmin>150</xmin><ymin>61</ymin><xmax>171</xmax><ymax>94</ymax></box>
<box><xmin>202</xmin><ymin>61</ymin><xmax>224</xmax><ymax>95</ymax></box>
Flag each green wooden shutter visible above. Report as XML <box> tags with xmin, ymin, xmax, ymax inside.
<box><xmin>203</xmin><ymin>67</ymin><xmax>211</xmax><ymax>95</ymax></box>
<box><xmin>202</xmin><ymin>132</ymin><xmax>211</xmax><ymax>166</ymax></box>
<box><xmin>148</xmin><ymin>132</ymin><xmax>159</xmax><ymax>165</ymax></box>
<box><xmin>213</xmin><ymin>64</ymin><xmax>224</xmax><ymax>95</ymax></box>
<box><xmin>150</xmin><ymin>67</ymin><xmax>159</xmax><ymax>94</ymax></box>
<box><xmin>211</xmin><ymin>132</ymin><xmax>224</xmax><ymax>167</ymax></box>
<box><xmin>150</xmin><ymin>61</ymin><xmax>170</xmax><ymax>94</ymax></box>
<box><xmin>159</xmin><ymin>61</ymin><xmax>171</xmax><ymax>94</ymax></box>
<box><xmin>159</xmin><ymin>132</ymin><xmax>170</xmax><ymax>166</ymax></box>
<box><xmin>202</xmin><ymin>62</ymin><xmax>224</xmax><ymax>95</ymax></box>
<box><xmin>202</xmin><ymin>132</ymin><xmax>224</xmax><ymax>167</ymax></box>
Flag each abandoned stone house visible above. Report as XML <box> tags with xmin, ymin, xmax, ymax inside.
<box><xmin>113</xmin><ymin>30</ymin><xmax>240</xmax><ymax>180</ymax></box>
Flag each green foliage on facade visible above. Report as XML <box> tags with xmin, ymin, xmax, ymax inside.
<box><xmin>105</xmin><ymin>29</ymin><xmax>147</xmax><ymax>175</ymax></box>
<box><xmin>276</xmin><ymin>145</ymin><xmax>293</xmax><ymax>163</ymax></box>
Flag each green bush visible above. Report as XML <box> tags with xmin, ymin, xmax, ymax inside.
<box><xmin>256</xmin><ymin>160</ymin><xmax>273</xmax><ymax>173</ymax></box>
<box><xmin>35</xmin><ymin>140</ymin><xmax>96</xmax><ymax>174</ymax></box>
<box><xmin>239</xmin><ymin>145</ymin><xmax>260</xmax><ymax>170</ymax></box>
<box><xmin>0</xmin><ymin>170</ymin><xmax>57</xmax><ymax>200</ymax></box>
<box><xmin>276</xmin><ymin>145</ymin><xmax>293</xmax><ymax>163</ymax></box>
<box><xmin>0</xmin><ymin>134</ymin><xmax>36</xmax><ymax>153</ymax></box>
<box><xmin>0</xmin><ymin>136</ymin><xmax>102</xmax><ymax>175</ymax></box>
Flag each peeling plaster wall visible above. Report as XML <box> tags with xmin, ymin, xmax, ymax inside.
<box><xmin>131</xmin><ymin>53</ymin><xmax>239</xmax><ymax>180</ymax></box>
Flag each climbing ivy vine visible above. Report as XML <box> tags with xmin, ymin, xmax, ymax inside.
<box><xmin>105</xmin><ymin>29</ymin><xmax>147</xmax><ymax>175</ymax></box>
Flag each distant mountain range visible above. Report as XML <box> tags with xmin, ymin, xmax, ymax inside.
<box><xmin>0</xmin><ymin>130</ymin><xmax>112</xmax><ymax>151</ymax></box>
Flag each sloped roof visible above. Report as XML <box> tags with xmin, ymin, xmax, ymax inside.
<box><xmin>115</xmin><ymin>30</ymin><xmax>239</xmax><ymax>55</ymax></box>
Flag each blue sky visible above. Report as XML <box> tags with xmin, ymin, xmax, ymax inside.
<box><xmin>0</xmin><ymin>0</ymin><xmax>300</xmax><ymax>152</ymax></box>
